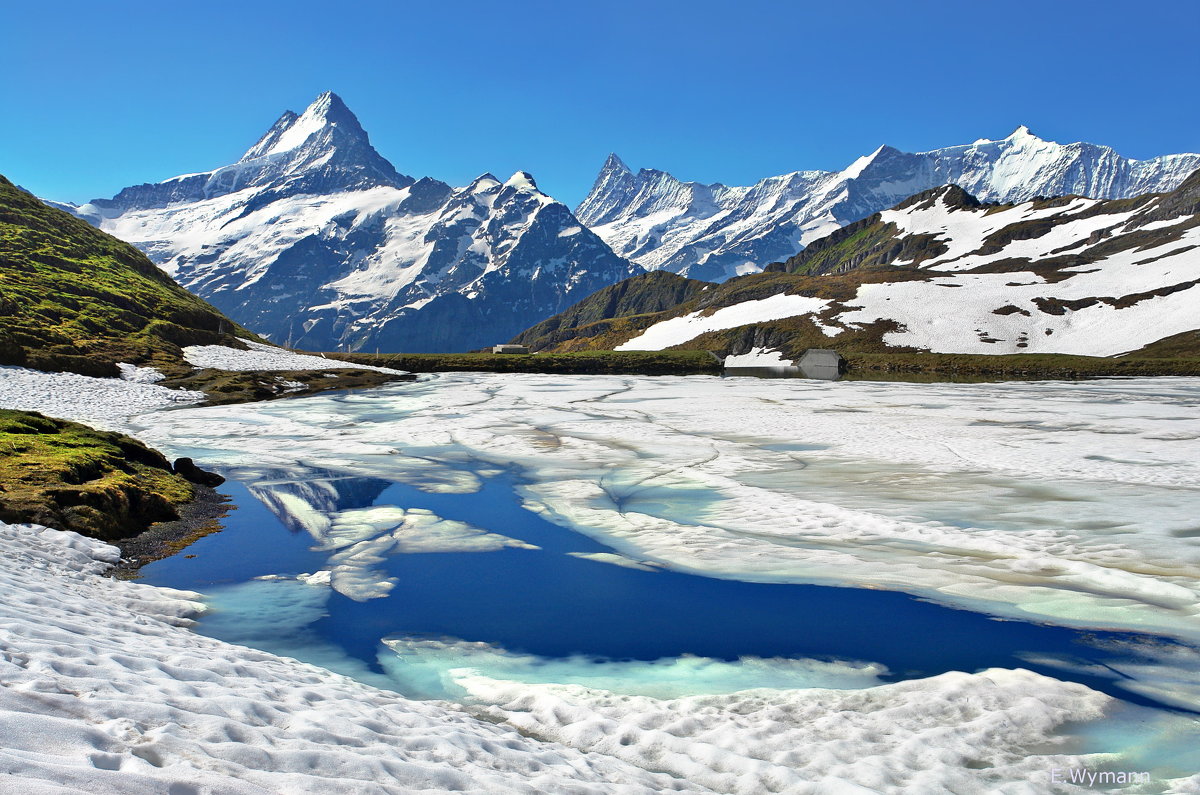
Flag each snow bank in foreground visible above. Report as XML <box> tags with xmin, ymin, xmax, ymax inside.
<box><xmin>462</xmin><ymin>670</ymin><xmax>1107</xmax><ymax>794</ymax></box>
<box><xmin>0</xmin><ymin>366</ymin><xmax>204</xmax><ymax>431</ymax></box>
<box><xmin>0</xmin><ymin>520</ymin><xmax>687</xmax><ymax>793</ymax></box>
<box><xmin>184</xmin><ymin>340</ymin><xmax>406</xmax><ymax>374</ymax></box>
<box><xmin>1</xmin><ymin>519</ymin><xmax>1131</xmax><ymax>793</ymax></box>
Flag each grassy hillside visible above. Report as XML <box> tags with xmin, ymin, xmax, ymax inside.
<box><xmin>513</xmin><ymin>173</ymin><xmax>1200</xmax><ymax>374</ymax></box>
<box><xmin>0</xmin><ymin>175</ymin><xmax>260</xmax><ymax>377</ymax></box>
<box><xmin>327</xmin><ymin>349</ymin><xmax>721</xmax><ymax>375</ymax></box>
<box><xmin>511</xmin><ymin>271</ymin><xmax>714</xmax><ymax>350</ymax></box>
<box><xmin>514</xmin><ymin>268</ymin><xmax>934</xmax><ymax>355</ymax></box>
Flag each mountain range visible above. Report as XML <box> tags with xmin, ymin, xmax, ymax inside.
<box><xmin>517</xmin><ymin>169</ymin><xmax>1200</xmax><ymax>360</ymax></box>
<box><xmin>578</xmin><ymin>129</ymin><xmax>1200</xmax><ymax>282</ymax></box>
<box><xmin>52</xmin><ymin>92</ymin><xmax>636</xmax><ymax>353</ymax></box>
<box><xmin>44</xmin><ymin>93</ymin><xmax>1200</xmax><ymax>355</ymax></box>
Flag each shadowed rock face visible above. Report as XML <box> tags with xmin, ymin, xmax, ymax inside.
<box><xmin>55</xmin><ymin>94</ymin><xmax>638</xmax><ymax>354</ymax></box>
<box><xmin>172</xmin><ymin>458</ymin><xmax>225</xmax><ymax>488</ymax></box>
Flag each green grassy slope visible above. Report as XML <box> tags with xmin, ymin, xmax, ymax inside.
<box><xmin>510</xmin><ymin>271</ymin><xmax>714</xmax><ymax>351</ymax></box>
<box><xmin>0</xmin><ymin>175</ymin><xmax>261</xmax><ymax>377</ymax></box>
<box><xmin>327</xmin><ymin>349</ymin><xmax>721</xmax><ymax>375</ymax></box>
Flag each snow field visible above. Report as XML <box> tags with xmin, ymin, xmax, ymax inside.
<box><xmin>6</xmin><ymin>518</ymin><xmax>1169</xmax><ymax>795</ymax></box>
<box><xmin>183</xmin><ymin>340</ymin><xmax>406</xmax><ymax>374</ymax></box>
<box><xmin>616</xmin><ymin>294</ymin><xmax>828</xmax><ymax>351</ymax></box>
<box><xmin>0</xmin><ymin>366</ymin><xmax>205</xmax><ymax>431</ymax></box>
<box><xmin>4</xmin><ymin>372</ymin><xmax>1200</xmax><ymax>791</ymax></box>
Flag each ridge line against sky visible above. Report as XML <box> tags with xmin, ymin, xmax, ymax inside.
<box><xmin>3</xmin><ymin>0</ymin><xmax>1198</xmax><ymax>208</ymax></box>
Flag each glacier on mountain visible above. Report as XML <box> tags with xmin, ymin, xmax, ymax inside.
<box><xmin>55</xmin><ymin>92</ymin><xmax>637</xmax><ymax>353</ymax></box>
<box><xmin>578</xmin><ymin>128</ymin><xmax>1200</xmax><ymax>281</ymax></box>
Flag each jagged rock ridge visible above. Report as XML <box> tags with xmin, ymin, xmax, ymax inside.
<box><xmin>578</xmin><ymin>128</ymin><xmax>1200</xmax><ymax>281</ymax></box>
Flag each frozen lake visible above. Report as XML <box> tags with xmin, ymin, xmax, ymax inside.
<box><xmin>128</xmin><ymin>373</ymin><xmax>1200</xmax><ymax>786</ymax></box>
<box><xmin>142</xmin><ymin>472</ymin><xmax>1189</xmax><ymax>711</ymax></box>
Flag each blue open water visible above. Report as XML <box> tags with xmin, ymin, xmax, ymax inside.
<box><xmin>141</xmin><ymin>470</ymin><xmax>1196</xmax><ymax>713</ymax></box>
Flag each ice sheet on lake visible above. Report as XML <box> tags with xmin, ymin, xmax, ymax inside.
<box><xmin>138</xmin><ymin>374</ymin><xmax>1200</xmax><ymax>644</ymax></box>
<box><xmin>321</xmin><ymin>507</ymin><xmax>538</xmax><ymax>601</ymax></box>
<box><xmin>381</xmin><ymin>637</ymin><xmax>887</xmax><ymax>700</ymax></box>
<box><xmin>236</xmin><ymin>477</ymin><xmax>538</xmax><ymax>601</ymax></box>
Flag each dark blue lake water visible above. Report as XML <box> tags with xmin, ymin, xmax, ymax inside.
<box><xmin>140</xmin><ymin>469</ymin><xmax>1193</xmax><ymax>712</ymax></box>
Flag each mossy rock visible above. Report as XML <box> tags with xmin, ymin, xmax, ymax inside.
<box><xmin>0</xmin><ymin>409</ymin><xmax>199</xmax><ymax>541</ymax></box>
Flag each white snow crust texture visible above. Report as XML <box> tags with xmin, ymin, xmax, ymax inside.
<box><xmin>6</xmin><ymin>374</ymin><xmax>1200</xmax><ymax>792</ymax></box>
<box><xmin>0</xmin><ymin>366</ymin><xmax>205</xmax><ymax>431</ymax></box>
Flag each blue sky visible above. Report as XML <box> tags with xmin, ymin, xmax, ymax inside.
<box><xmin>3</xmin><ymin>0</ymin><xmax>1197</xmax><ymax>207</ymax></box>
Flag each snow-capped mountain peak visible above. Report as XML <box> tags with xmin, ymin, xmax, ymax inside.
<box><xmin>53</xmin><ymin>93</ymin><xmax>636</xmax><ymax>353</ymax></box>
<box><xmin>601</xmin><ymin>152</ymin><xmax>633</xmax><ymax>175</ymax></box>
<box><xmin>468</xmin><ymin>173</ymin><xmax>502</xmax><ymax>193</ymax></box>
<box><xmin>579</xmin><ymin>131</ymin><xmax>1200</xmax><ymax>281</ymax></box>
<box><xmin>70</xmin><ymin>92</ymin><xmax>412</xmax><ymax>218</ymax></box>
<box><xmin>840</xmin><ymin>145</ymin><xmax>890</xmax><ymax>181</ymax></box>
<box><xmin>1005</xmin><ymin>124</ymin><xmax>1036</xmax><ymax>141</ymax></box>
<box><xmin>238</xmin><ymin>91</ymin><xmax>363</xmax><ymax>162</ymax></box>
<box><xmin>503</xmin><ymin>171</ymin><xmax>541</xmax><ymax>192</ymax></box>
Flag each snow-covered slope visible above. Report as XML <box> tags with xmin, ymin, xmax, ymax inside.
<box><xmin>559</xmin><ymin>171</ymin><xmax>1200</xmax><ymax>357</ymax></box>
<box><xmin>56</xmin><ymin>93</ymin><xmax>637</xmax><ymax>353</ymax></box>
<box><xmin>578</xmin><ymin>129</ymin><xmax>1200</xmax><ymax>282</ymax></box>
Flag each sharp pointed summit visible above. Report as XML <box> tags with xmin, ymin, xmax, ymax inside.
<box><xmin>502</xmin><ymin>171</ymin><xmax>540</xmax><ymax>192</ymax></box>
<box><xmin>80</xmin><ymin>91</ymin><xmax>411</xmax><ymax>214</ymax></box>
<box><xmin>239</xmin><ymin>91</ymin><xmax>368</xmax><ymax>163</ymax></box>
<box><xmin>1004</xmin><ymin>124</ymin><xmax>1041</xmax><ymax>142</ymax></box>
<box><xmin>601</xmin><ymin>153</ymin><xmax>632</xmax><ymax>175</ymax></box>
<box><xmin>52</xmin><ymin>93</ymin><xmax>636</xmax><ymax>355</ymax></box>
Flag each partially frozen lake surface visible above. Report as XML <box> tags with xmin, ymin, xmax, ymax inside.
<box><xmin>131</xmin><ymin>373</ymin><xmax>1200</xmax><ymax>783</ymax></box>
